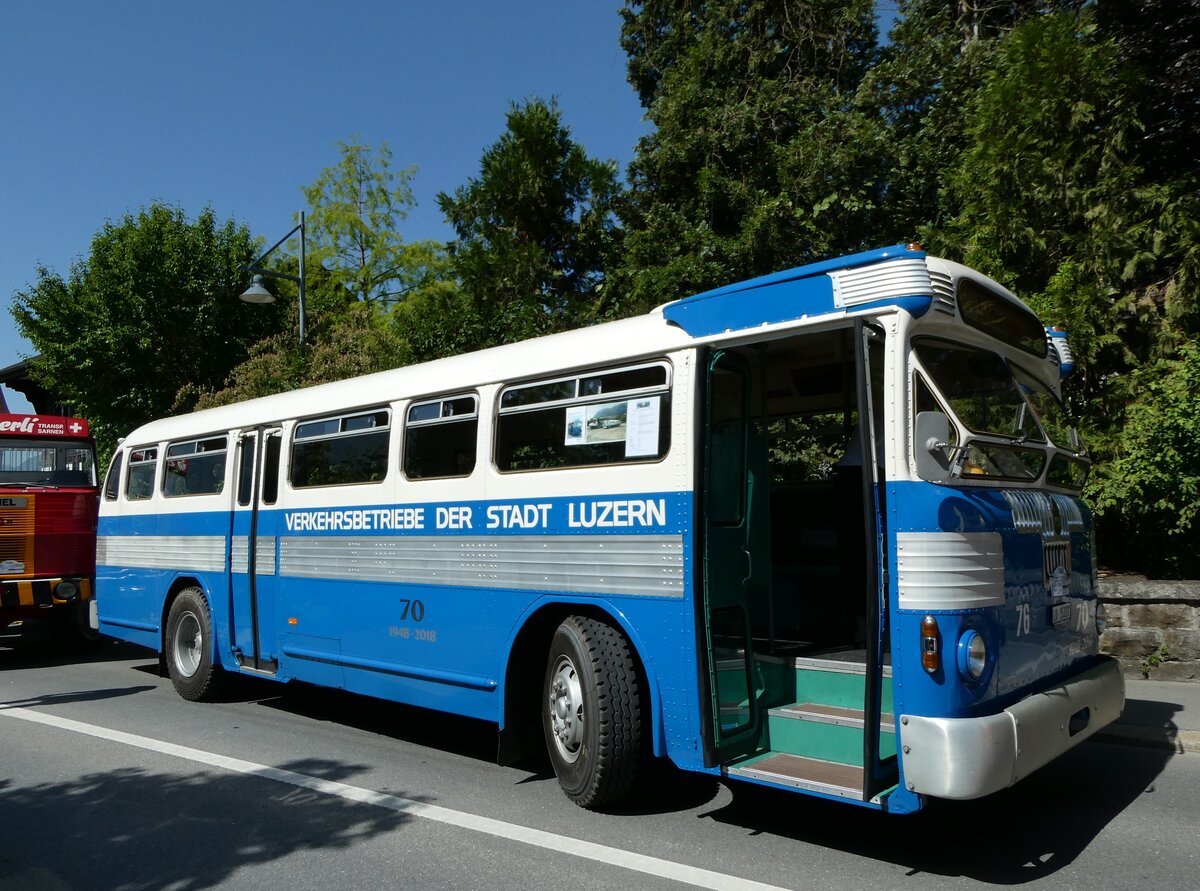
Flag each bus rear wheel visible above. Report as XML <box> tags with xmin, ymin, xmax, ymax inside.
<box><xmin>164</xmin><ymin>587</ymin><xmax>224</xmax><ymax>702</ymax></box>
<box><xmin>542</xmin><ymin>616</ymin><xmax>642</xmax><ymax>809</ymax></box>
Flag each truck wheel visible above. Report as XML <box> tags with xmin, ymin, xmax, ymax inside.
<box><xmin>164</xmin><ymin>587</ymin><xmax>224</xmax><ymax>701</ymax></box>
<box><xmin>542</xmin><ymin>616</ymin><xmax>642</xmax><ymax>808</ymax></box>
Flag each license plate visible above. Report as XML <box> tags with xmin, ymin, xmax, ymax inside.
<box><xmin>1051</xmin><ymin>601</ymin><xmax>1072</xmax><ymax>626</ymax></box>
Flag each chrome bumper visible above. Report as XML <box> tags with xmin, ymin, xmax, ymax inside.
<box><xmin>899</xmin><ymin>657</ymin><xmax>1125</xmax><ymax>800</ymax></box>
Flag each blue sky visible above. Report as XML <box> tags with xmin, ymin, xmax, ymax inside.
<box><xmin>0</xmin><ymin>2</ymin><xmax>897</xmax><ymax>414</ymax></box>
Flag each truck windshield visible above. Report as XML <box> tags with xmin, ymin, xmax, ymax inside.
<box><xmin>0</xmin><ymin>439</ymin><xmax>98</xmax><ymax>486</ymax></box>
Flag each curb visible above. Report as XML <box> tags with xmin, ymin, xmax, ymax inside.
<box><xmin>1092</xmin><ymin>725</ymin><xmax>1200</xmax><ymax>754</ymax></box>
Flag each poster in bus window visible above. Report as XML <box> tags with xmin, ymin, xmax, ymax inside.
<box><xmin>625</xmin><ymin>396</ymin><xmax>660</xmax><ymax>457</ymax></box>
<box><xmin>565</xmin><ymin>400</ymin><xmax>633</xmax><ymax>447</ymax></box>
<box><xmin>564</xmin><ymin>406</ymin><xmax>585</xmax><ymax>446</ymax></box>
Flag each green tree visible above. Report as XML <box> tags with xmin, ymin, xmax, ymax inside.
<box><xmin>615</xmin><ymin>0</ymin><xmax>884</xmax><ymax>313</ymax></box>
<box><xmin>916</xmin><ymin>7</ymin><xmax>1200</xmax><ymax>574</ymax></box>
<box><xmin>302</xmin><ymin>138</ymin><xmax>448</xmax><ymax>309</ymax></box>
<box><xmin>11</xmin><ymin>204</ymin><xmax>279</xmax><ymax>453</ymax></box>
<box><xmin>206</xmin><ymin>141</ymin><xmax>458</xmax><ymax>404</ymax></box>
<box><xmin>1094</xmin><ymin>344</ymin><xmax>1200</xmax><ymax>577</ymax></box>
<box><xmin>437</xmin><ymin>98</ymin><xmax>622</xmax><ymax>346</ymax></box>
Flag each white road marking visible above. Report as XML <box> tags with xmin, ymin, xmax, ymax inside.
<box><xmin>2</xmin><ymin>706</ymin><xmax>789</xmax><ymax>891</ymax></box>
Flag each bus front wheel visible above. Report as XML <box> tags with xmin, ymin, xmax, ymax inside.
<box><xmin>164</xmin><ymin>587</ymin><xmax>224</xmax><ymax>702</ymax></box>
<box><xmin>542</xmin><ymin>616</ymin><xmax>642</xmax><ymax>808</ymax></box>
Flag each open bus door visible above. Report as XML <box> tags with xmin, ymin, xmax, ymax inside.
<box><xmin>230</xmin><ymin>427</ymin><xmax>282</xmax><ymax>673</ymax></box>
<box><xmin>701</xmin><ymin>350</ymin><xmax>762</xmax><ymax>764</ymax></box>
<box><xmin>855</xmin><ymin>320</ymin><xmax>896</xmax><ymax>802</ymax></box>
<box><xmin>703</xmin><ymin>327</ymin><xmax>896</xmax><ymax>802</ymax></box>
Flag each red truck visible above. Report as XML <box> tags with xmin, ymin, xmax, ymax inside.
<box><xmin>0</xmin><ymin>413</ymin><xmax>99</xmax><ymax>642</ymax></box>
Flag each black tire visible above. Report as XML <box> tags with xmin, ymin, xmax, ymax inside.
<box><xmin>164</xmin><ymin>587</ymin><xmax>224</xmax><ymax>702</ymax></box>
<box><xmin>542</xmin><ymin>616</ymin><xmax>642</xmax><ymax>809</ymax></box>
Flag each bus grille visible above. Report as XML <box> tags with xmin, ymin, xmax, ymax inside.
<box><xmin>0</xmin><ymin>493</ymin><xmax>35</xmax><ymax>577</ymax></box>
<box><xmin>1044</xmin><ymin>538</ymin><xmax>1071</xmax><ymax>588</ymax></box>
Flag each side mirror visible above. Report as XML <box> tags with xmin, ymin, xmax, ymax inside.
<box><xmin>915</xmin><ymin>411</ymin><xmax>955</xmax><ymax>482</ymax></box>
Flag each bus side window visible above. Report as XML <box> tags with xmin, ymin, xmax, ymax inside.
<box><xmin>290</xmin><ymin>410</ymin><xmax>389</xmax><ymax>488</ymax></box>
<box><xmin>125</xmin><ymin>448</ymin><xmax>157</xmax><ymax>501</ymax></box>
<box><xmin>496</xmin><ymin>362</ymin><xmax>671</xmax><ymax>472</ymax></box>
<box><xmin>404</xmin><ymin>395</ymin><xmax>478</xmax><ymax>480</ymax></box>
<box><xmin>262</xmin><ymin>433</ymin><xmax>281</xmax><ymax>504</ymax></box>
<box><xmin>163</xmin><ymin>436</ymin><xmax>227</xmax><ymax>497</ymax></box>
<box><xmin>236</xmin><ymin>437</ymin><xmax>255</xmax><ymax>506</ymax></box>
<box><xmin>103</xmin><ymin>450</ymin><xmax>124</xmax><ymax>501</ymax></box>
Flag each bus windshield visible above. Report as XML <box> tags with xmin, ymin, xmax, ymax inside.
<box><xmin>913</xmin><ymin>339</ymin><xmax>1052</xmax><ymax>482</ymax></box>
<box><xmin>913</xmin><ymin>340</ymin><xmax>1042</xmax><ymax>441</ymax></box>
<box><xmin>0</xmin><ymin>438</ymin><xmax>98</xmax><ymax>486</ymax></box>
<box><xmin>1011</xmin><ymin>364</ymin><xmax>1083</xmax><ymax>451</ymax></box>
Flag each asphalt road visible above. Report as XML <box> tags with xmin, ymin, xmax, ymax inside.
<box><xmin>2</xmin><ymin>625</ymin><xmax>1198</xmax><ymax>891</ymax></box>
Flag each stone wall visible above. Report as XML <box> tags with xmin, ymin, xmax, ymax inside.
<box><xmin>1098</xmin><ymin>575</ymin><xmax>1200</xmax><ymax>681</ymax></box>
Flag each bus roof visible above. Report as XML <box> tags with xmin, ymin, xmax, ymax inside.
<box><xmin>662</xmin><ymin>243</ymin><xmax>932</xmax><ymax>336</ymax></box>
<box><xmin>120</xmin><ymin>310</ymin><xmax>691</xmax><ymax>447</ymax></box>
<box><xmin>118</xmin><ymin>245</ymin><xmax>1036</xmax><ymax>448</ymax></box>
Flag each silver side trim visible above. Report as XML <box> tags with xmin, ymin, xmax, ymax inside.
<box><xmin>896</xmin><ymin>531</ymin><xmax>1004</xmax><ymax>610</ymax></box>
<box><xmin>1050</xmin><ymin>494</ymin><xmax>1084</xmax><ymax>530</ymax></box>
<box><xmin>278</xmin><ymin>534</ymin><xmax>685</xmax><ymax>597</ymax></box>
<box><xmin>1002</xmin><ymin>489</ymin><xmax>1052</xmax><ymax>534</ymax></box>
<box><xmin>1003</xmin><ymin>490</ymin><xmax>1085</xmax><ymax>536</ymax></box>
<box><xmin>829</xmin><ymin>258</ymin><xmax>932</xmax><ymax>308</ymax></box>
<box><xmin>899</xmin><ymin>658</ymin><xmax>1124</xmax><ymax>799</ymax></box>
<box><xmin>96</xmin><ymin>535</ymin><xmax>226</xmax><ymax>573</ymax></box>
<box><xmin>929</xmin><ymin>268</ymin><xmax>956</xmax><ymax>315</ymax></box>
<box><xmin>231</xmin><ymin>536</ymin><xmax>277</xmax><ymax>575</ymax></box>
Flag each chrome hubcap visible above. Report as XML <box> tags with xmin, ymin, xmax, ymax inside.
<box><xmin>172</xmin><ymin>610</ymin><xmax>202</xmax><ymax>678</ymax></box>
<box><xmin>548</xmin><ymin>655</ymin><xmax>584</xmax><ymax>763</ymax></box>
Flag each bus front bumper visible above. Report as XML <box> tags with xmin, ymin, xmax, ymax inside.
<box><xmin>898</xmin><ymin>657</ymin><xmax>1125</xmax><ymax>800</ymax></box>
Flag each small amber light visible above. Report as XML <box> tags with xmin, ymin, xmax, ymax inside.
<box><xmin>906</xmin><ymin>242</ymin><xmax>925</xmax><ymax>252</ymax></box>
<box><xmin>288</xmin><ymin>617</ymin><xmax>299</xmax><ymax>625</ymax></box>
<box><xmin>920</xmin><ymin>614</ymin><xmax>940</xmax><ymax>673</ymax></box>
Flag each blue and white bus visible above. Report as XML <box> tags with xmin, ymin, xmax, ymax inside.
<box><xmin>97</xmin><ymin>244</ymin><xmax>1124</xmax><ymax>812</ymax></box>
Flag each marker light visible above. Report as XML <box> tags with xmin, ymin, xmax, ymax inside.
<box><xmin>920</xmin><ymin>615</ymin><xmax>940</xmax><ymax>674</ymax></box>
<box><xmin>957</xmin><ymin>629</ymin><xmax>988</xmax><ymax>681</ymax></box>
<box><xmin>1046</xmin><ymin>326</ymin><xmax>1075</xmax><ymax>377</ymax></box>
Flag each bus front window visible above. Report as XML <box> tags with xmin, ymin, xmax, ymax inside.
<box><xmin>1011</xmin><ymin>364</ymin><xmax>1084</xmax><ymax>452</ymax></box>
<box><xmin>912</xmin><ymin>339</ymin><xmax>1055</xmax><ymax>483</ymax></box>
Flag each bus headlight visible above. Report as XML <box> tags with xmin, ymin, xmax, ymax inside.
<box><xmin>54</xmin><ymin>581</ymin><xmax>79</xmax><ymax>602</ymax></box>
<box><xmin>957</xmin><ymin>629</ymin><xmax>988</xmax><ymax>681</ymax></box>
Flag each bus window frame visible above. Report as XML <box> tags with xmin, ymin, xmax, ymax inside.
<box><xmin>125</xmin><ymin>446</ymin><xmax>159</xmax><ymax>501</ymax></box>
<box><xmin>103</xmin><ymin>449</ymin><xmax>124</xmax><ymax>501</ymax></box>
<box><xmin>403</xmin><ymin>392</ymin><xmax>480</xmax><ymax>481</ymax></box>
<box><xmin>288</xmin><ymin>407</ymin><xmax>392</xmax><ymax>490</ymax></box>
<box><xmin>163</xmin><ymin>434</ymin><xmax>229</xmax><ymax>498</ymax></box>
<box><xmin>493</xmin><ymin>360</ymin><xmax>673</xmax><ymax>474</ymax></box>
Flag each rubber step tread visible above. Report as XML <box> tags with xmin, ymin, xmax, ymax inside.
<box><xmin>728</xmin><ymin>753</ymin><xmax>864</xmax><ymax>800</ymax></box>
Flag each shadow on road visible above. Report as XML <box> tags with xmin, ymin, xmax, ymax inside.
<box><xmin>0</xmin><ymin>623</ymin><xmax>153</xmax><ymax>669</ymax></box>
<box><xmin>0</xmin><ymin>757</ymin><xmax>420</xmax><ymax>890</ymax></box>
<box><xmin>698</xmin><ymin>736</ymin><xmax>1176</xmax><ymax>883</ymax></box>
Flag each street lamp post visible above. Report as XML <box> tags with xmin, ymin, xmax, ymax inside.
<box><xmin>239</xmin><ymin>211</ymin><xmax>307</xmax><ymax>353</ymax></box>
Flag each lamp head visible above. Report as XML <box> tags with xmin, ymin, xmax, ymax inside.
<box><xmin>238</xmin><ymin>274</ymin><xmax>276</xmax><ymax>304</ymax></box>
